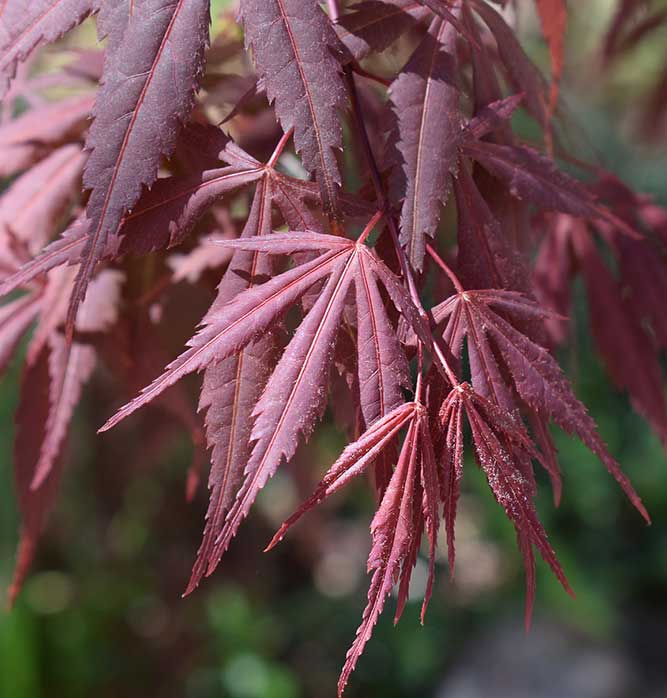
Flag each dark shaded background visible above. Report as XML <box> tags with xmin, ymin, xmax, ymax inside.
<box><xmin>1</xmin><ymin>3</ymin><xmax>666</xmax><ymax>696</ymax></box>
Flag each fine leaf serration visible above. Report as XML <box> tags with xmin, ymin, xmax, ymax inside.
<box><xmin>0</xmin><ymin>2</ymin><xmax>663</xmax><ymax>695</ymax></box>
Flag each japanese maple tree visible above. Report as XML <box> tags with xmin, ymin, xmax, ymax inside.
<box><xmin>0</xmin><ymin>0</ymin><xmax>664</xmax><ymax>694</ymax></box>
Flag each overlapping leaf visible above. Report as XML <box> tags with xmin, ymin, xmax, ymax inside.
<box><xmin>337</xmin><ymin>1</ymin><xmax>429</xmax><ymax>60</ymax></box>
<box><xmin>5</xmin><ymin>267</ymin><xmax>123</xmax><ymax>601</ymax></box>
<box><xmin>266</xmin><ymin>399</ymin><xmax>439</xmax><ymax>695</ymax></box>
<box><xmin>101</xmin><ymin>228</ymin><xmax>410</xmax><ymax>583</ymax></box>
<box><xmin>238</xmin><ymin>0</ymin><xmax>346</xmax><ymax>216</ymax></box>
<box><xmin>0</xmin><ymin>3</ymin><xmax>661</xmax><ymax>696</ymax></box>
<box><xmin>69</xmin><ymin>0</ymin><xmax>211</xmax><ymax>332</ymax></box>
<box><xmin>388</xmin><ymin>13</ymin><xmax>461</xmax><ymax>271</ymax></box>
<box><xmin>185</xmin><ymin>178</ymin><xmax>279</xmax><ymax>594</ymax></box>
<box><xmin>431</xmin><ymin>287</ymin><xmax>649</xmax><ymax>522</ymax></box>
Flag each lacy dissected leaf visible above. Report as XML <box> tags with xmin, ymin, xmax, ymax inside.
<box><xmin>338</xmin><ymin>407</ymin><xmax>438</xmax><ymax>692</ymax></box>
<box><xmin>8</xmin><ymin>266</ymin><xmax>122</xmax><ymax>602</ymax></box>
<box><xmin>267</xmin><ymin>402</ymin><xmax>418</xmax><ymax>548</ymax></box>
<box><xmin>102</xmin><ymin>236</ymin><xmax>407</xmax><ymax>429</ymax></box>
<box><xmin>266</xmin><ymin>398</ymin><xmax>439</xmax><ymax>694</ymax></box>
<box><xmin>100</xmin><ymin>245</ymin><xmax>351</xmax><ymax>432</ymax></box>
<box><xmin>69</xmin><ymin>0</ymin><xmax>211</xmax><ymax>332</ymax></box>
<box><xmin>336</xmin><ymin>1</ymin><xmax>429</xmax><ymax>60</ymax></box>
<box><xmin>338</xmin><ymin>416</ymin><xmax>420</xmax><ymax>695</ymax></box>
<box><xmin>238</xmin><ymin>0</ymin><xmax>346</xmax><ymax>215</ymax></box>
<box><xmin>435</xmin><ymin>381</ymin><xmax>570</xmax><ymax>625</ymax></box>
<box><xmin>433</xmin><ymin>288</ymin><xmax>649</xmax><ymax>522</ymax></box>
<box><xmin>0</xmin><ymin>0</ymin><xmax>95</xmax><ymax>99</ymax></box>
<box><xmin>31</xmin><ymin>269</ymin><xmax>123</xmax><ymax>488</ymax></box>
<box><xmin>454</xmin><ymin>163</ymin><xmax>528</xmax><ymax>291</ymax></box>
<box><xmin>186</xmin><ymin>179</ymin><xmax>279</xmax><ymax>594</ymax></box>
<box><xmin>437</xmin><ymin>384</ymin><xmax>463</xmax><ymax>573</ymax></box>
<box><xmin>462</xmin><ymin>388</ymin><xmax>570</xmax><ymax>591</ymax></box>
<box><xmin>463</xmin><ymin>140</ymin><xmax>601</xmax><ymax>218</ymax></box>
<box><xmin>354</xmin><ymin>245</ymin><xmax>410</xmax><ymax>427</ymax></box>
<box><xmin>469</xmin><ymin>0</ymin><xmax>549</xmax><ymax>127</ymax></box>
<box><xmin>102</xmin><ymin>234</ymin><xmax>414</xmax><ymax>580</ymax></box>
<box><xmin>213</xmin><ymin>253</ymin><xmax>356</xmax><ymax>564</ymax></box>
<box><xmin>185</xmin><ymin>243</ymin><xmax>406</xmax><ymax>568</ymax></box>
<box><xmin>119</xmin><ymin>164</ymin><xmax>264</xmax><ymax>255</ymax></box>
<box><xmin>388</xmin><ymin>14</ymin><xmax>461</xmax><ymax>271</ymax></box>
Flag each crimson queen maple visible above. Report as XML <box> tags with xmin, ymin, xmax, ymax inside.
<box><xmin>0</xmin><ymin>1</ymin><xmax>664</xmax><ymax>694</ymax></box>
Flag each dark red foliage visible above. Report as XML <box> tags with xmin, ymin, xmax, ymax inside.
<box><xmin>0</xmin><ymin>1</ymin><xmax>663</xmax><ymax>694</ymax></box>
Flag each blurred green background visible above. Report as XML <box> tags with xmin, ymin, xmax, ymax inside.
<box><xmin>1</xmin><ymin>2</ymin><xmax>667</xmax><ymax>697</ymax></box>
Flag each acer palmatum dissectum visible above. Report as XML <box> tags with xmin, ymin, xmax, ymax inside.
<box><xmin>0</xmin><ymin>1</ymin><xmax>663</xmax><ymax>694</ymax></box>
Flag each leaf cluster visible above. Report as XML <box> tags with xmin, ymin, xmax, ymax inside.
<box><xmin>0</xmin><ymin>1</ymin><xmax>664</xmax><ymax>693</ymax></box>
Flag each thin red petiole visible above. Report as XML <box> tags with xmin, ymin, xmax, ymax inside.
<box><xmin>267</xmin><ymin>128</ymin><xmax>294</xmax><ymax>168</ymax></box>
<box><xmin>426</xmin><ymin>243</ymin><xmax>464</xmax><ymax>294</ymax></box>
<box><xmin>415</xmin><ymin>343</ymin><xmax>424</xmax><ymax>404</ymax></box>
<box><xmin>351</xmin><ymin>64</ymin><xmax>391</xmax><ymax>88</ymax></box>
<box><xmin>357</xmin><ymin>211</ymin><xmax>384</xmax><ymax>244</ymax></box>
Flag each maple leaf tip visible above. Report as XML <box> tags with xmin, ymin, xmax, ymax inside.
<box><xmin>264</xmin><ymin>528</ymin><xmax>286</xmax><ymax>552</ymax></box>
<box><xmin>97</xmin><ymin>416</ymin><xmax>117</xmax><ymax>434</ymax></box>
<box><xmin>336</xmin><ymin>678</ymin><xmax>347</xmax><ymax>698</ymax></box>
<box><xmin>182</xmin><ymin>582</ymin><xmax>197</xmax><ymax>598</ymax></box>
<box><xmin>632</xmin><ymin>498</ymin><xmax>651</xmax><ymax>526</ymax></box>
